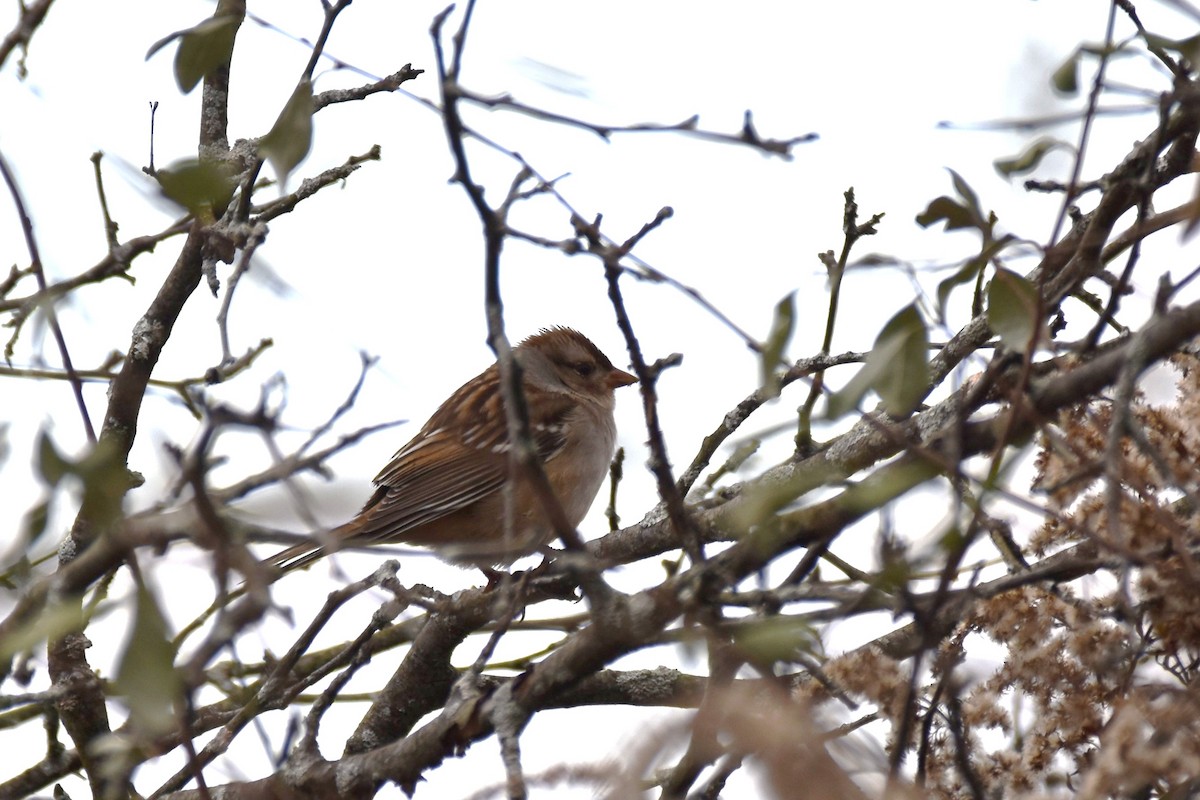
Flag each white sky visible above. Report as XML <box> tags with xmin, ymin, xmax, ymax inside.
<box><xmin>4</xmin><ymin>1</ymin><xmax>1200</xmax><ymax>797</ymax></box>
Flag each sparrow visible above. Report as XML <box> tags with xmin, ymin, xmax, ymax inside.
<box><xmin>267</xmin><ymin>327</ymin><xmax>637</xmax><ymax>571</ymax></box>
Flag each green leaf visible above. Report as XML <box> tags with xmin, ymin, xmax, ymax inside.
<box><xmin>994</xmin><ymin>137</ymin><xmax>1073</xmax><ymax>178</ymax></box>
<box><xmin>934</xmin><ymin>235</ymin><xmax>1017</xmax><ymax>321</ymax></box>
<box><xmin>1178</xmin><ymin>34</ymin><xmax>1200</xmax><ymax>65</ymax></box>
<box><xmin>0</xmin><ymin>602</ymin><xmax>86</xmax><ymax>660</ymax></box>
<box><xmin>948</xmin><ymin>169</ymin><xmax>981</xmax><ymax>219</ymax></box>
<box><xmin>260</xmin><ymin>80</ymin><xmax>314</xmax><ymax>186</ymax></box>
<box><xmin>939</xmin><ymin>525</ymin><xmax>967</xmax><ymax>554</ymax></box>
<box><xmin>1052</xmin><ymin>50</ymin><xmax>1080</xmax><ymax>95</ymax></box>
<box><xmin>1144</xmin><ymin>31</ymin><xmax>1200</xmax><ymax>64</ymax></box>
<box><xmin>20</xmin><ymin>500</ymin><xmax>51</xmax><ymax>547</ymax></box>
<box><xmin>987</xmin><ymin>267</ymin><xmax>1044</xmax><ymax>351</ymax></box>
<box><xmin>916</xmin><ymin>170</ymin><xmax>986</xmax><ymax>233</ymax></box>
<box><xmin>77</xmin><ymin>437</ymin><xmax>134</xmax><ymax>530</ymax></box>
<box><xmin>915</xmin><ymin>196</ymin><xmax>975</xmax><ymax>231</ymax></box>
<box><xmin>36</xmin><ymin>430</ymin><xmax>70</xmax><ymax>487</ymax></box>
<box><xmin>146</xmin><ymin>15</ymin><xmax>241</xmax><ymax>94</ymax></box>
<box><xmin>145</xmin><ymin>30</ymin><xmax>181</xmax><ymax>62</ymax></box>
<box><xmin>731</xmin><ymin>616</ymin><xmax>823</xmax><ymax>666</ymax></box>
<box><xmin>156</xmin><ymin>158</ymin><xmax>236</xmax><ymax>217</ymax></box>
<box><xmin>760</xmin><ymin>292</ymin><xmax>795</xmax><ymax>400</ymax></box>
<box><xmin>869</xmin><ymin>305</ymin><xmax>930</xmax><ymax>417</ymax></box>
<box><xmin>936</xmin><ymin>257</ymin><xmax>987</xmax><ymax>322</ymax></box>
<box><xmin>829</xmin><ymin>304</ymin><xmax>929</xmax><ymax>418</ymax></box>
<box><xmin>115</xmin><ymin>584</ymin><xmax>182</xmax><ymax>737</ymax></box>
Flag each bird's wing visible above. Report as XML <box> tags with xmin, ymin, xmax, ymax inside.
<box><xmin>356</xmin><ymin>378</ymin><xmax>575</xmax><ymax>544</ymax></box>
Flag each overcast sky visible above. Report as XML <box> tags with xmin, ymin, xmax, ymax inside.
<box><xmin>4</xmin><ymin>1</ymin><xmax>1200</xmax><ymax>796</ymax></box>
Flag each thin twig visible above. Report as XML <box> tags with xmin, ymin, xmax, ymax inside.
<box><xmin>0</xmin><ymin>0</ymin><xmax>56</xmax><ymax>74</ymax></box>
<box><xmin>300</xmin><ymin>0</ymin><xmax>353</xmax><ymax>81</ymax></box>
<box><xmin>89</xmin><ymin>152</ymin><xmax>120</xmax><ymax>251</ymax></box>
<box><xmin>796</xmin><ymin>189</ymin><xmax>883</xmax><ymax>453</ymax></box>
<box><xmin>0</xmin><ymin>150</ymin><xmax>95</xmax><ymax>442</ymax></box>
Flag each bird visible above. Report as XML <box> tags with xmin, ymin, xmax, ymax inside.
<box><xmin>266</xmin><ymin>327</ymin><xmax>637</xmax><ymax>572</ymax></box>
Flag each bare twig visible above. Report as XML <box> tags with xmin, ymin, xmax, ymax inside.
<box><xmin>0</xmin><ymin>0</ymin><xmax>55</xmax><ymax>75</ymax></box>
<box><xmin>458</xmin><ymin>88</ymin><xmax>817</xmax><ymax>157</ymax></box>
<box><xmin>250</xmin><ymin>145</ymin><xmax>382</xmax><ymax>222</ymax></box>
<box><xmin>0</xmin><ymin>150</ymin><xmax>95</xmax><ymax>442</ymax></box>
<box><xmin>796</xmin><ymin>189</ymin><xmax>883</xmax><ymax>454</ymax></box>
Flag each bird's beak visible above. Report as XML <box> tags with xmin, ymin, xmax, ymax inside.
<box><xmin>607</xmin><ymin>368</ymin><xmax>638</xmax><ymax>389</ymax></box>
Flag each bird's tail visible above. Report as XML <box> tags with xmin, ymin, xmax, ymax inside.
<box><xmin>263</xmin><ymin>519</ymin><xmax>363</xmax><ymax>575</ymax></box>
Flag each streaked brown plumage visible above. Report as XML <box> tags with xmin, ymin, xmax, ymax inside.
<box><xmin>267</xmin><ymin>327</ymin><xmax>636</xmax><ymax>571</ymax></box>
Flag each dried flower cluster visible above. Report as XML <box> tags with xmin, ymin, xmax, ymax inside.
<box><xmin>780</xmin><ymin>355</ymin><xmax>1200</xmax><ymax>798</ymax></box>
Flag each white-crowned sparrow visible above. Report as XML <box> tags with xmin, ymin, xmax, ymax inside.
<box><xmin>267</xmin><ymin>327</ymin><xmax>636</xmax><ymax>570</ymax></box>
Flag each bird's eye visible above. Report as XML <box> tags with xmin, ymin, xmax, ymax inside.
<box><xmin>572</xmin><ymin>361</ymin><xmax>595</xmax><ymax>378</ymax></box>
